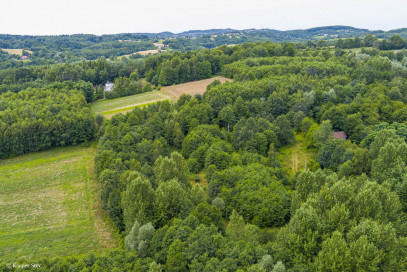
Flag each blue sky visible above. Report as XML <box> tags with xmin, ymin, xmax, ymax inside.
<box><xmin>1</xmin><ymin>0</ymin><xmax>406</xmax><ymax>35</ymax></box>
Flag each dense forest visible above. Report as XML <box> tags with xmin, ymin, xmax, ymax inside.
<box><xmin>1</xmin><ymin>32</ymin><xmax>407</xmax><ymax>271</ymax></box>
<box><xmin>0</xmin><ymin>86</ymin><xmax>95</xmax><ymax>158</ymax></box>
<box><xmin>90</xmin><ymin>46</ymin><xmax>407</xmax><ymax>271</ymax></box>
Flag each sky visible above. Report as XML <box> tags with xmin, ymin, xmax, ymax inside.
<box><xmin>1</xmin><ymin>0</ymin><xmax>406</xmax><ymax>35</ymax></box>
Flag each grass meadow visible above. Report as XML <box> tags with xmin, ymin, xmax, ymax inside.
<box><xmin>92</xmin><ymin>91</ymin><xmax>172</xmax><ymax>117</ymax></box>
<box><xmin>0</xmin><ymin>145</ymin><xmax>118</xmax><ymax>261</ymax></box>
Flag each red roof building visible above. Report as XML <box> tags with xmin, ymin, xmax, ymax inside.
<box><xmin>333</xmin><ymin>131</ymin><xmax>347</xmax><ymax>140</ymax></box>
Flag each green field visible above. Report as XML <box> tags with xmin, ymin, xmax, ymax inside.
<box><xmin>92</xmin><ymin>91</ymin><xmax>172</xmax><ymax>116</ymax></box>
<box><xmin>101</xmin><ymin>101</ymin><xmax>160</xmax><ymax>115</ymax></box>
<box><xmin>0</xmin><ymin>145</ymin><xmax>118</xmax><ymax>261</ymax></box>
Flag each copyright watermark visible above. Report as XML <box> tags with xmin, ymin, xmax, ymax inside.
<box><xmin>6</xmin><ymin>263</ymin><xmax>41</xmax><ymax>269</ymax></box>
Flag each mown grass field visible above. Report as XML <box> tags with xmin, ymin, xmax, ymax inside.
<box><xmin>92</xmin><ymin>91</ymin><xmax>172</xmax><ymax>117</ymax></box>
<box><xmin>101</xmin><ymin>101</ymin><xmax>161</xmax><ymax>119</ymax></box>
<box><xmin>0</xmin><ymin>145</ymin><xmax>118</xmax><ymax>261</ymax></box>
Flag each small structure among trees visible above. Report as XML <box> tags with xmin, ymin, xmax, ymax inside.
<box><xmin>333</xmin><ymin>131</ymin><xmax>347</xmax><ymax>140</ymax></box>
<box><xmin>104</xmin><ymin>82</ymin><xmax>115</xmax><ymax>92</ymax></box>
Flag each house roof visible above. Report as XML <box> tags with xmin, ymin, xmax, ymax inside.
<box><xmin>333</xmin><ymin>131</ymin><xmax>347</xmax><ymax>139</ymax></box>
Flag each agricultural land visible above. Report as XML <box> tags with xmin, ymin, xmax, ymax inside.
<box><xmin>0</xmin><ymin>145</ymin><xmax>118</xmax><ymax>261</ymax></box>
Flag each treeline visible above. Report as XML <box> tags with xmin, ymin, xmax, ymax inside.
<box><xmin>0</xmin><ymin>58</ymin><xmax>136</xmax><ymax>89</ymax></box>
<box><xmin>104</xmin><ymin>77</ymin><xmax>153</xmax><ymax>99</ymax></box>
<box><xmin>0</xmin><ymin>42</ymin><xmax>297</xmax><ymax>98</ymax></box>
<box><xmin>1</xmin><ymin>28</ymin><xmax>406</xmax><ymax>72</ymax></box>
<box><xmin>335</xmin><ymin>34</ymin><xmax>407</xmax><ymax>50</ymax></box>
<box><xmin>0</xmin><ymin>40</ymin><xmax>154</xmax><ymax>70</ymax></box>
<box><xmin>0</xmin><ymin>33</ymin><xmax>152</xmax><ymax>51</ymax></box>
<box><xmin>143</xmin><ymin>42</ymin><xmax>295</xmax><ymax>86</ymax></box>
<box><xmin>0</xmin><ymin>33</ymin><xmax>156</xmax><ymax>65</ymax></box>
<box><xmin>0</xmin><ymin>87</ymin><xmax>95</xmax><ymax>158</ymax></box>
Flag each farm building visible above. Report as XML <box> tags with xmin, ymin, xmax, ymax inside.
<box><xmin>333</xmin><ymin>131</ymin><xmax>347</xmax><ymax>140</ymax></box>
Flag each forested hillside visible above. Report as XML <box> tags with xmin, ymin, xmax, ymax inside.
<box><xmin>1</xmin><ymin>36</ymin><xmax>407</xmax><ymax>271</ymax></box>
<box><xmin>0</xmin><ymin>33</ymin><xmax>155</xmax><ymax>67</ymax></box>
<box><xmin>89</xmin><ymin>45</ymin><xmax>407</xmax><ymax>270</ymax></box>
<box><xmin>1</xmin><ymin>26</ymin><xmax>407</xmax><ymax>70</ymax></box>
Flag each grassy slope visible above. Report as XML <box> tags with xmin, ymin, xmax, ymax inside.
<box><xmin>0</xmin><ymin>145</ymin><xmax>118</xmax><ymax>261</ymax></box>
<box><xmin>91</xmin><ymin>91</ymin><xmax>172</xmax><ymax>115</ymax></box>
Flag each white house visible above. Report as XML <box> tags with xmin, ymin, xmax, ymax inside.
<box><xmin>104</xmin><ymin>82</ymin><xmax>115</xmax><ymax>92</ymax></box>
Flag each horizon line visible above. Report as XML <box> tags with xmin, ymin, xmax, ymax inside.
<box><xmin>1</xmin><ymin>25</ymin><xmax>404</xmax><ymax>37</ymax></box>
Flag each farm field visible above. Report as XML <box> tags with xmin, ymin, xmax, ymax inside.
<box><xmin>111</xmin><ymin>49</ymin><xmax>166</xmax><ymax>60</ymax></box>
<box><xmin>93</xmin><ymin>76</ymin><xmax>232</xmax><ymax>118</ymax></box>
<box><xmin>161</xmin><ymin>76</ymin><xmax>232</xmax><ymax>99</ymax></box>
<box><xmin>135</xmin><ymin>49</ymin><xmax>166</xmax><ymax>56</ymax></box>
<box><xmin>92</xmin><ymin>91</ymin><xmax>172</xmax><ymax>118</ymax></box>
<box><xmin>0</xmin><ymin>145</ymin><xmax>118</xmax><ymax>261</ymax></box>
<box><xmin>1</xmin><ymin>49</ymin><xmax>33</xmax><ymax>56</ymax></box>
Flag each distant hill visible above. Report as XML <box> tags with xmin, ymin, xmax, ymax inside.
<box><xmin>1</xmin><ymin>26</ymin><xmax>405</xmax><ymax>45</ymax></box>
<box><xmin>132</xmin><ymin>25</ymin><xmax>405</xmax><ymax>41</ymax></box>
<box><xmin>0</xmin><ymin>25</ymin><xmax>405</xmax><ymax>65</ymax></box>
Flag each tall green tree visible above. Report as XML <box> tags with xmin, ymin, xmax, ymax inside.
<box><xmin>122</xmin><ymin>173</ymin><xmax>155</xmax><ymax>231</ymax></box>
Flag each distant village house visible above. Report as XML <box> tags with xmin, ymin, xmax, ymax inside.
<box><xmin>333</xmin><ymin>131</ymin><xmax>347</xmax><ymax>140</ymax></box>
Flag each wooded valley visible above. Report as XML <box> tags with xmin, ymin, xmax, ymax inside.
<box><xmin>1</xmin><ymin>31</ymin><xmax>407</xmax><ymax>271</ymax></box>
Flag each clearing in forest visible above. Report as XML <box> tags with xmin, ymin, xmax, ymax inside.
<box><xmin>278</xmin><ymin>133</ymin><xmax>316</xmax><ymax>176</ymax></box>
<box><xmin>135</xmin><ymin>49</ymin><xmax>166</xmax><ymax>56</ymax></box>
<box><xmin>1</xmin><ymin>49</ymin><xmax>33</xmax><ymax>56</ymax></box>
<box><xmin>112</xmin><ymin>49</ymin><xmax>166</xmax><ymax>60</ymax></box>
<box><xmin>0</xmin><ymin>145</ymin><xmax>118</xmax><ymax>261</ymax></box>
<box><xmin>93</xmin><ymin>76</ymin><xmax>232</xmax><ymax>119</ymax></box>
<box><xmin>161</xmin><ymin>76</ymin><xmax>232</xmax><ymax>99</ymax></box>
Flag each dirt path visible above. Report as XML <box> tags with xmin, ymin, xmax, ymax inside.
<box><xmin>86</xmin><ymin>149</ymin><xmax>119</xmax><ymax>248</ymax></box>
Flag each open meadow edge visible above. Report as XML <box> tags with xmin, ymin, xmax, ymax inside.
<box><xmin>0</xmin><ymin>145</ymin><xmax>118</xmax><ymax>260</ymax></box>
